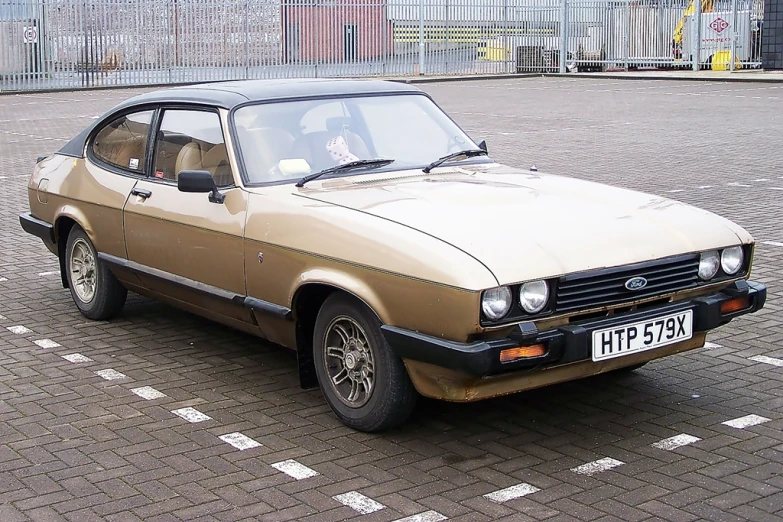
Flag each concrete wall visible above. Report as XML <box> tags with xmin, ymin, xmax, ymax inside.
<box><xmin>763</xmin><ymin>0</ymin><xmax>782</xmax><ymax>69</ymax></box>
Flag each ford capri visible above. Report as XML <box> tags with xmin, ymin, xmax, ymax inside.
<box><xmin>20</xmin><ymin>79</ymin><xmax>766</xmax><ymax>431</ymax></box>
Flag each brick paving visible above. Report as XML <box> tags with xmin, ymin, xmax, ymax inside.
<box><xmin>1</xmin><ymin>77</ymin><xmax>782</xmax><ymax>521</ymax></box>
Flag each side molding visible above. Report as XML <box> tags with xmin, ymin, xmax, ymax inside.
<box><xmin>97</xmin><ymin>253</ymin><xmax>293</xmax><ymax>321</ymax></box>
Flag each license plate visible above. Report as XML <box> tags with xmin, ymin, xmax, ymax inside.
<box><xmin>591</xmin><ymin>310</ymin><xmax>693</xmax><ymax>362</ymax></box>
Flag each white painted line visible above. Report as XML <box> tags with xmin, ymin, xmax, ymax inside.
<box><xmin>749</xmin><ymin>355</ymin><xmax>783</xmax><ymax>367</ymax></box>
<box><xmin>219</xmin><ymin>432</ymin><xmax>262</xmax><ymax>451</ymax></box>
<box><xmin>727</xmin><ymin>182</ymin><xmax>752</xmax><ymax>187</ymax></box>
<box><xmin>704</xmin><ymin>342</ymin><xmax>722</xmax><ymax>349</ymax></box>
<box><xmin>62</xmin><ymin>353</ymin><xmax>92</xmax><ymax>363</ymax></box>
<box><xmin>392</xmin><ymin>511</ymin><xmax>448</xmax><ymax>522</ymax></box>
<box><xmin>762</xmin><ymin>241</ymin><xmax>783</xmax><ymax>248</ymax></box>
<box><xmin>171</xmin><ymin>407</ymin><xmax>211</xmax><ymax>423</ymax></box>
<box><xmin>272</xmin><ymin>459</ymin><xmax>319</xmax><ymax>479</ymax></box>
<box><xmin>770</xmin><ymin>187</ymin><xmax>783</xmax><ymax>191</ymax></box>
<box><xmin>754</xmin><ymin>178</ymin><xmax>769</xmax><ymax>182</ymax></box>
<box><xmin>95</xmin><ymin>369</ymin><xmax>127</xmax><ymax>380</ymax></box>
<box><xmin>652</xmin><ymin>434</ymin><xmax>701</xmax><ymax>450</ymax></box>
<box><xmin>333</xmin><ymin>491</ymin><xmax>385</xmax><ymax>514</ymax></box>
<box><xmin>38</xmin><ymin>271</ymin><xmax>59</xmax><ymax>276</ymax></box>
<box><xmin>571</xmin><ymin>457</ymin><xmax>624</xmax><ymax>475</ymax></box>
<box><xmin>7</xmin><ymin>325</ymin><xmax>32</xmax><ymax>335</ymax></box>
<box><xmin>667</xmin><ymin>189</ymin><xmax>685</xmax><ymax>193</ymax></box>
<box><xmin>697</xmin><ymin>185</ymin><xmax>713</xmax><ymax>189</ymax></box>
<box><xmin>723</xmin><ymin>414</ymin><xmax>771</xmax><ymax>429</ymax></box>
<box><xmin>0</xmin><ymin>277</ymin><xmax>7</xmax><ymax>282</ymax></box>
<box><xmin>33</xmin><ymin>339</ymin><xmax>61</xmax><ymax>349</ymax></box>
<box><xmin>484</xmin><ymin>483</ymin><xmax>541</xmax><ymax>503</ymax></box>
<box><xmin>131</xmin><ymin>386</ymin><xmax>167</xmax><ymax>400</ymax></box>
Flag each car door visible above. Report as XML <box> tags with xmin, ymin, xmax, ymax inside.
<box><xmin>122</xmin><ymin>106</ymin><xmax>251</xmax><ymax>324</ymax></box>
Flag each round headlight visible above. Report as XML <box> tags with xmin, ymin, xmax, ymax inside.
<box><xmin>482</xmin><ymin>286</ymin><xmax>512</xmax><ymax>320</ymax></box>
<box><xmin>698</xmin><ymin>251</ymin><xmax>720</xmax><ymax>280</ymax></box>
<box><xmin>721</xmin><ymin>246</ymin><xmax>744</xmax><ymax>275</ymax></box>
<box><xmin>519</xmin><ymin>280</ymin><xmax>550</xmax><ymax>314</ymax></box>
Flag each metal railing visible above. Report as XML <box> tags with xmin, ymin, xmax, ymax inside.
<box><xmin>0</xmin><ymin>0</ymin><xmax>765</xmax><ymax>92</ymax></box>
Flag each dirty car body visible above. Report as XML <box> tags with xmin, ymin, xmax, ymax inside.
<box><xmin>20</xmin><ymin>79</ymin><xmax>767</xmax><ymax>431</ymax></box>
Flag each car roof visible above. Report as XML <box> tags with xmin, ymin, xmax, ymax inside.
<box><xmin>57</xmin><ymin>79</ymin><xmax>424</xmax><ymax>157</ymax></box>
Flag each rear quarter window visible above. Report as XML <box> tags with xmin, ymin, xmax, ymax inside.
<box><xmin>91</xmin><ymin>110</ymin><xmax>154</xmax><ymax>173</ymax></box>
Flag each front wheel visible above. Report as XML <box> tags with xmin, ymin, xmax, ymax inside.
<box><xmin>313</xmin><ymin>293</ymin><xmax>417</xmax><ymax>432</ymax></box>
<box><xmin>65</xmin><ymin>225</ymin><xmax>127</xmax><ymax>320</ymax></box>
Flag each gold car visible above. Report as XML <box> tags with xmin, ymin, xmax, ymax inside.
<box><xmin>20</xmin><ymin>79</ymin><xmax>766</xmax><ymax>432</ymax></box>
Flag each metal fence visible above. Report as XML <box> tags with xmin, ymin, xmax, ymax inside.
<box><xmin>0</xmin><ymin>0</ymin><xmax>766</xmax><ymax>92</ymax></box>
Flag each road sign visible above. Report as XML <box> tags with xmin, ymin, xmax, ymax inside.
<box><xmin>23</xmin><ymin>26</ymin><xmax>38</xmax><ymax>44</ymax></box>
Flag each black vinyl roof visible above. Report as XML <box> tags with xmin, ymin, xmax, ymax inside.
<box><xmin>57</xmin><ymin>78</ymin><xmax>422</xmax><ymax>157</ymax></box>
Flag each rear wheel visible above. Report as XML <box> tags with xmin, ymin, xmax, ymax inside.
<box><xmin>65</xmin><ymin>225</ymin><xmax>127</xmax><ymax>320</ymax></box>
<box><xmin>313</xmin><ymin>293</ymin><xmax>417</xmax><ymax>432</ymax></box>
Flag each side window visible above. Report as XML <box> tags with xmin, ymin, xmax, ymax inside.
<box><xmin>91</xmin><ymin>110</ymin><xmax>153</xmax><ymax>173</ymax></box>
<box><xmin>153</xmin><ymin>109</ymin><xmax>234</xmax><ymax>187</ymax></box>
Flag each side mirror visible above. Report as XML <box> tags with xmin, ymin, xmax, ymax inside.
<box><xmin>177</xmin><ymin>169</ymin><xmax>225</xmax><ymax>204</ymax></box>
<box><xmin>478</xmin><ymin>140</ymin><xmax>488</xmax><ymax>153</ymax></box>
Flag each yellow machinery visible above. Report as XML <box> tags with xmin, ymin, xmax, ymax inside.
<box><xmin>672</xmin><ymin>0</ymin><xmax>716</xmax><ymax>59</ymax></box>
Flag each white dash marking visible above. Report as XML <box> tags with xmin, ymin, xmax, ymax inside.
<box><xmin>667</xmin><ymin>189</ymin><xmax>685</xmax><ymax>193</ymax></box>
<box><xmin>754</xmin><ymin>178</ymin><xmax>769</xmax><ymax>182</ymax></box>
<box><xmin>484</xmin><ymin>483</ymin><xmax>541</xmax><ymax>503</ymax></box>
<box><xmin>704</xmin><ymin>342</ymin><xmax>722</xmax><ymax>349</ymax></box>
<box><xmin>697</xmin><ymin>185</ymin><xmax>713</xmax><ymax>189</ymax></box>
<box><xmin>7</xmin><ymin>325</ymin><xmax>32</xmax><ymax>335</ymax></box>
<box><xmin>171</xmin><ymin>407</ymin><xmax>211</xmax><ymax>423</ymax></box>
<box><xmin>749</xmin><ymin>355</ymin><xmax>783</xmax><ymax>367</ymax></box>
<box><xmin>392</xmin><ymin>511</ymin><xmax>448</xmax><ymax>522</ymax></box>
<box><xmin>271</xmin><ymin>459</ymin><xmax>319</xmax><ymax>479</ymax></box>
<box><xmin>723</xmin><ymin>414</ymin><xmax>771</xmax><ymax>429</ymax></box>
<box><xmin>0</xmin><ymin>277</ymin><xmax>7</xmax><ymax>282</ymax></box>
<box><xmin>762</xmin><ymin>241</ymin><xmax>783</xmax><ymax>247</ymax></box>
<box><xmin>62</xmin><ymin>353</ymin><xmax>92</xmax><ymax>363</ymax></box>
<box><xmin>652</xmin><ymin>434</ymin><xmax>701</xmax><ymax>450</ymax></box>
<box><xmin>131</xmin><ymin>386</ymin><xmax>167</xmax><ymax>400</ymax></box>
<box><xmin>38</xmin><ymin>271</ymin><xmax>59</xmax><ymax>276</ymax></box>
<box><xmin>770</xmin><ymin>187</ymin><xmax>783</xmax><ymax>191</ymax></box>
<box><xmin>95</xmin><ymin>369</ymin><xmax>127</xmax><ymax>380</ymax></box>
<box><xmin>727</xmin><ymin>182</ymin><xmax>752</xmax><ymax>187</ymax></box>
<box><xmin>571</xmin><ymin>457</ymin><xmax>624</xmax><ymax>475</ymax></box>
<box><xmin>33</xmin><ymin>339</ymin><xmax>61</xmax><ymax>349</ymax></box>
<box><xmin>333</xmin><ymin>491</ymin><xmax>385</xmax><ymax>514</ymax></box>
<box><xmin>219</xmin><ymin>432</ymin><xmax>262</xmax><ymax>451</ymax></box>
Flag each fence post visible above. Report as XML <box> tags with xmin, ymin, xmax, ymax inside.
<box><xmin>693</xmin><ymin>0</ymin><xmax>701</xmax><ymax>70</ymax></box>
<box><xmin>730</xmin><ymin>0</ymin><xmax>738</xmax><ymax>71</ymax></box>
<box><xmin>559</xmin><ymin>0</ymin><xmax>568</xmax><ymax>73</ymax></box>
<box><xmin>418</xmin><ymin>0</ymin><xmax>425</xmax><ymax>75</ymax></box>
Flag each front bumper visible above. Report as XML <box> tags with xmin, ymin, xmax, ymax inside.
<box><xmin>382</xmin><ymin>280</ymin><xmax>766</xmax><ymax>377</ymax></box>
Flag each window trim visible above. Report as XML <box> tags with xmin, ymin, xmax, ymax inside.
<box><xmin>147</xmin><ymin>104</ymin><xmax>237</xmax><ymax>189</ymax></box>
<box><xmin>85</xmin><ymin>105</ymin><xmax>159</xmax><ymax>179</ymax></box>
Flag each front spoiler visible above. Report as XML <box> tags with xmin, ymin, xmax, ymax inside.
<box><xmin>382</xmin><ymin>280</ymin><xmax>766</xmax><ymax>378</ymax></box>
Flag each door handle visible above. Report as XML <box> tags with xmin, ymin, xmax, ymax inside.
<box><xmin>131</xmin><ymin>188</ymin><xmax>152</xmax><ymax>199</ymax></box>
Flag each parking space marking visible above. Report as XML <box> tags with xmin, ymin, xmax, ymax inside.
<box><xmin>0</xmin><ymin>277</ymin><xmax>7</xmax><ymax>282</ymax></box>
<box><xmin>667</xmin><ymin>189</ymin><xmax>685</xmax><ymax>193</ymax></box>
<box><xmin>62</xmin><ymin>353</ymin><xmax>92</xmax><ymax>363</ymax></box>
<box><xmin>7</xmin><ymin>325</ymin><xmax>32</xmax><ymax>334</ymax></box>
<box><xmin>392</xmin><ymin>511</ymin><xmax>448</xmax><ymax>522</ymax></box>
<box><xmin>722</xmin><ymin>414</ymin><xmax>771</xmax><ymax>429</ymax></box>
<box><xmin>38</xmin><ymin>271</ymin><xmax>59</xmax><ymax>276</ymax></box>
<box><xmin>219</xmin><ymin>432</ymin><xmax>262</xmax><ymax>451</ymax></box>
<box><xmin>571</xmin><ymin>457</ymin><xmax>624</xmax><ymax>475</ymax></box>
<box><xmin>271</xmin><ymin>459</ymin><xmax>319</xmax><ymax>479</ymax></box>
<box><xmin>762</xmin><ymin>241</ymin><xmax>783</xmax><ymax>247</ymax></box>
<box><xmin>652</xmin><ymin>434</ymin><xmax>701</xmax><ymax>450</ymax></box>
<box><xmin>727</xmin><ymin>182</ymin><xmax>752</xmax><ymax>187</ymax></box>
<box><xmin>131</xmin><ymin>386</ymin><xmax>167</xmax><ymax>400</ymax></box>
<box><xmin>33</xmin><ymin>339</ymin><xmax>61</xmax><ymax>348</ymax></box>
<box><xmin>704</xmin><ymin>342</ymin><xmax>722</xmax><ymax>349</ymax></box>
<box><xmin>749</xmin><ymin>355</ymin><xmax>783</xmax><ymax>367</ymax></box>
<box><xmin>484</xmin><ymin>483</ymin><xmax>541</xmax><ymax>503</ymax></box>
<box><xmin>95</xmin><ymin>369</ymin><xmax>127</xmax><ymax>380</ymax></box>
<box><xmin>333</xmin><ymin>491</ymin><xmax>385</xmax><ymax>514</ymax></box>
<box><xmin>171</xmin><ymin>407</ymin><xmax>212</xmax><ymax>423</ymax></box>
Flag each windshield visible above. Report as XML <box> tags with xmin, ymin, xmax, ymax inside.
<box><xmin>232</xmin><ymin>93</ymin><xmax>486</xmax><ymax>184</ymax></box>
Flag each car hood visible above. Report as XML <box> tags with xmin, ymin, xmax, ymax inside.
<box><xmin>296</xmin><ymin>164</ymin><xmax>752</xmax><ymax>286</ymax></box>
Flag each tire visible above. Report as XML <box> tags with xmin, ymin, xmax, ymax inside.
<box><xmin>64</xmin><ymin>225</ymin><xmax>127</xmax><ymax>320</ymax></box>
<box><xmin>313</xmin><ymin>293</ymin><xmax>418</xmax><ymax>432</ymax></box>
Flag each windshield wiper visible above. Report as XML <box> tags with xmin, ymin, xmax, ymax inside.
<box><xmin>296</xmin><ymin>158</ymin><xmax>395</xmax><ymax>187</ymax></box>
<box><xmin>422</xmin><ymin>149</ymin><xmax>488</xmax><ymax>173</ymax></box>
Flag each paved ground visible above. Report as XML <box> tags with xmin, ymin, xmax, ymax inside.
<box><xmin>1</xmin><ymin>77</ymin><xmax>782</xmax><ymax>522</ymax></box>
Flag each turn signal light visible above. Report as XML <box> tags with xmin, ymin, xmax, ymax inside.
<box><xmin>720</xmin><ymin>296</ymin><xmax>751</xmax><ymax>314</ymax></box>
<box><xmin>499</xmin><ymin>344</ymin><xmax>546</xmax><ymax>362</ymax></box>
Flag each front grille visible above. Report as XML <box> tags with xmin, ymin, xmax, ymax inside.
<box><xmin>554</xmin><ymin>254</ymin><xmax>700</xmax><ymax>313</ymax></box>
